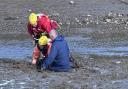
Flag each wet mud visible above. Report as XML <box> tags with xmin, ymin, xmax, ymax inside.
<box><xmin>0</xmin><ymin>0</ymin><xmax>128</xmax><ymax>89</ymax></box>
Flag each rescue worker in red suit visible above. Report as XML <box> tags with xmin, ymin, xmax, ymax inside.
<box><xmin>27</xmin><ymin>13</ymin><xmax>59</xmax><ymax>65</ymax></box>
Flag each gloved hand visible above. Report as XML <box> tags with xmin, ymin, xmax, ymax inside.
<box><xmin>32</xmin><ymin>58</ymin><xmax>37</xmax><ymax>65</ymax></box>
<box><xmin>32</xmin><ymin>45</ymin><xmax>40</xmax><ymax>64</ymax></box>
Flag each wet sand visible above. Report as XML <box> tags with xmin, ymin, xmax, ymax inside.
<box><xmin>0</xmin><ymin>0</ymin><xmax>128</xmax><ymax>89</ymax></box>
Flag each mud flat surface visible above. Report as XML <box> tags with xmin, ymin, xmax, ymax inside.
<box><xmin>1</xmin><ymin>56</ymin><xmax>128</xmax><ymax>89</ymax></box>
<box><xmin>1</xmin><ymin>0</ymin><xmax>128</xmax><ymax>89</ymax></box>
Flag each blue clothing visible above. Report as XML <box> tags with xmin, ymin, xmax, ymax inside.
<box><xmin>42</xmin><ymin>35</ymin><xmax>71</xmax><ymax>72</ymax></box>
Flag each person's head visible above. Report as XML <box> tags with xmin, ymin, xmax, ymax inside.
<box><xmin>38</xmin><ymin>36</ymin><xmax>48</xmax><ymax>49</ymax></box>
<box><xmin>29</xmin><ymin>13</ymin><xmax>37</xmax><ymax>26</ymax></box>
<box><xmin>49</xmin><ymin>30</ymin><xmax>58</xmax><ymax>40</ymax></box>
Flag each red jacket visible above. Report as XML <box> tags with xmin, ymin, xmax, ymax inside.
<box><xmin>28</xmin><ymin>14</ymin><xmax>59</xmax><ymax>39</ymax></box>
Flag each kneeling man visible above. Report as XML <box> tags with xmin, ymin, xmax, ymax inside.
<box><xmin>41</xmin><ymin>30</ymin><xmax>71</xmax><ymax>72</ymax></box>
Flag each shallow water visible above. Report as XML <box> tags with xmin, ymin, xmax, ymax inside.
<box><xmin>0</xmin><ymin>40</ymin><xmax>32</xmax><ymax>60</ymax></box>
<box><xmin>0</xmin><ymin>27</ymin><xmax>128</xmax><ymax>59</ymax></box>
<box><xmin>67</xmin><ymin>36</ymin><xmax>128</xmax><ymax>57</ymax></box>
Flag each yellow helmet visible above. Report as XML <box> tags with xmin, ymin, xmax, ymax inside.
<box><xmin>29</xmin><ymin>13</ymin><xmax>37</xmax><ymax>26</ymax></box>
<box><xmin>38</xmin><ymin>36</ymin><xmax>48</xmax><ymax>46</ymax></box>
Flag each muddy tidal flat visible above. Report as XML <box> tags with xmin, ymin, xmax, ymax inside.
<box><xmin>0</xmin><ymin>0</ymin><xmax>128</xmax><ymax>89</ymax></box>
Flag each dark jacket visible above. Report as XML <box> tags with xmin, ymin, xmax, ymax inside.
<box><xmin>42</xmin><ymin>35</ymin><xmax>71</xmax><ymax>72</ymax></box>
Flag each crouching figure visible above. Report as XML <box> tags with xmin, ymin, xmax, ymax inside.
<box><xmin>39</xmin><ymin>30</ymin><xmax>71</xmax><ymax>72</ymax></box>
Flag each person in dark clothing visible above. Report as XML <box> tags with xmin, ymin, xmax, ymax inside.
<box><xmin>41</xmin><ymin>30</ymin><xmax>71</xmax><ymax>72</ymax></box>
